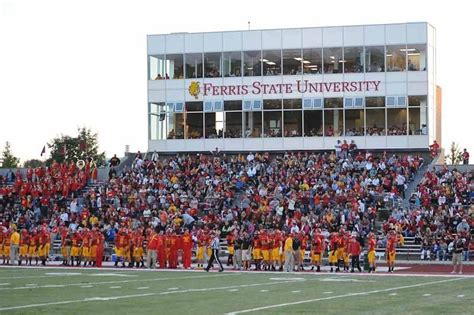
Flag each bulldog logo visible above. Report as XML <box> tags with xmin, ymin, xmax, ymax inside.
<box><xmin>188</xmin><ymin>81</ymin><xmax>200</xmax><ymax>99</ymax></box>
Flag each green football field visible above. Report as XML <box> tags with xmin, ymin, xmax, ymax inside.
<box><xmin>0</xmin><ymin>267</ymin><xmax>472</xmax><ymax>314</ymax></box>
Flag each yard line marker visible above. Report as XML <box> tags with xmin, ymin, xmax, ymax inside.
<box><xmin>109</xmin><ymin>286</ymin><xmax>121</xmax><ymax>289</ymax></box>
<box><xmin>0</xmin><ymin>280</ymin><xmax>302</xmax><ymax>311</ymax></box>
<box><xmin>225</xmin><ymin>277</ymin><xmax>466</xmax><ymax>315</ymax></box>
<box><xmin>457</xmin><ymin>295</ymin><xmax>465</xmax><ymax>298</ymax></box>
<box><xmin>167</xmin><ymin>287</ymin><xmax>179</xmax><ymax>290</ymax></box>
<box><xmin>1</xmin><ymin>273</ymin><xmax>237</xmax><ymax>291</ymax></box>
<box><xmin>323</xmin><ymin>292</ymin><xmax>333</xmax><ymax>294</ymax></box>
<box><xmin>291</xmin><ymin>290</ymin><xmax>301</xmax><ymax>293</ymax></box>
<box><xmin>25</xmin><ymin>284</ymin><xmax>37</xmax><ymax>286</ymax></box>
<box><xmin>137</xmin><ymin>287</ymin><xmax>149</xmax><ymax>290</ymax></box>
<box><xmin>228</xmin><ymin>289</ymin><xmax>238</xmax><ymax>292</ymax></box>
<box><xmin>42</xmin><ymin>284</ymin><xmax>65</xmax><ymax>288</ymax></box>
<box><xmin>422</xmin><ymin>294</ymin><xmax>431</xmax><ymax>297</ymax></box>
<box><xmin>389</xmin><ymin>293</ymin><xmax>398</xmax><ymax>296</ymax></box>
<box><xmin>260</xmin><ymin>290</ymin><xmax>268</xmax><ymax>292</ymax></box>
<box><xmin>81</xmin><ymin>285</ymin><xmax>93</xmax><ymax>288</ymax></box>
<box><xmin>0</xmin><ymin>283</ymin><xmax>10</xmax><ymax>286</ymax></box>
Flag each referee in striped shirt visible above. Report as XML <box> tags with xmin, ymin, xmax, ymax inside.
<box><xmin>205</xmin><ymin>231</ymin><xmax>224</xmax><ymax>272</ymax></box>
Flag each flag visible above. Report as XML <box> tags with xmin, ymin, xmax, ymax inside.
<box><xmin>40</xmin><ymin>145</ymin><xmax>46</xmax><ymax>156</ymax></box>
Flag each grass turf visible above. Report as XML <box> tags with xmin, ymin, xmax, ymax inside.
<box><xmin>0</xmin><ymin>268</ymin><xmax>472</xmax><ymax>315</ymax></box>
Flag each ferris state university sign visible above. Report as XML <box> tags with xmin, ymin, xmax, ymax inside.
<box><xmin>188</xmin><ymin>80</ymin><xmax>381</xmax><ymax>99</ymax></box>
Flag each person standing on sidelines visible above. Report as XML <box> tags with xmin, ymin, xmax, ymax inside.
<box><xmin>451</xmin><ymin>234</ymin><xmax>465</xmax><ymax>274</ymax></box>
<box><xmin>205</xmin><ymin>231</ymin><xmax>224</xmax><ymax>272</ymax></box>
<box><xmin>146</xmin><ymin>229</ymin><xmax>158</xmax><ymax>269</ymax></box>
<box><xmin>9</xmin><ymin>227</ymin><xmax>20</xmax><ymax>265</ymax></box>
<box><xmin>349</xmin><ymin>233</ymin><xmax>362</xmax><ymax>272</ymax></box>
<box><xmin>283</xmin><ymin>233</ymin><xmax>294</xmax><ymax>272</ymax></box>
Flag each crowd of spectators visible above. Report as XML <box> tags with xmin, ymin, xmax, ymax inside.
<box><xmin>2</xmin><ymin>148</ymin><xmax>472</xmax><ymax>268</ymax></box>
<box><xmin>383</xmin><ymin>166</ymin><xmax>473</xmax><ymax>261</ymax></box>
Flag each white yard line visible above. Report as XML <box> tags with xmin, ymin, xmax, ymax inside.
<box><xmin>0</xmin><ymin>279</ymin><xmax>301</xmax><ymax>311</ymax></box>
<box><xmin>225</xmin><ymin>277</ymin><xmax>466</xmax><ymax>315</ymax></box>
<box><xmin>0</xmin><ymin>273</ymin><xmax>237</xmax><ymax>291</ymax></box>
<box><xmin>0</xmin><ymin>293</ymin><xmax>156</xmax><ymax>311</ymax></box>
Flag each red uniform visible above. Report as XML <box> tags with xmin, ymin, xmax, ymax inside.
<box><xmin>157</xmin><ymin>233</ymin><xmax>166</xmax><ymax>268</ymax></box>
<box><xmin>95</xmin><ymin>232</ymin><xmax>105</xmax><ymax>267</ymax></box>
<box><xmin>181</xmin><ymin>233</ymin><xmax>193</xmax><ymax>269</ymax></box>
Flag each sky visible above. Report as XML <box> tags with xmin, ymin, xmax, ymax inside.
<box><xmin>1</xmin><ymin>0</ymin><xmax>473</xmax><ymax>163</ymax></box>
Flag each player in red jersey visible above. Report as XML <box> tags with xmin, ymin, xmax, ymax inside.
<box><xmin>311</xmin><ymin>229</ymin><xmax>324</xmax><ymax>272</ymax></box>
<box><xmin>19</xmin><ymin>229</ymin><xmax>29</xmax><ymax>266</ymax></box>
<box><xmin>386</xmin><ymin>230</ymin><xmax>397</xmax><ymax>273</ymax></box>
<box><xmin>328</xmin><ymin>232</ymin><xmax>338</xmax><ymax>272</ymax></box>
<box><xmin>181</xmin><ymin>229</ymin><xmax>193</xmax><ymax>269</ymax></box>
<box><xmin>226</xmin><ymin>232</ymin><xmax>235</xmax><ymax>266</ymax></box>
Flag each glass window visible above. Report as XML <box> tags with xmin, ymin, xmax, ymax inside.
<box><xmin>407</xmin><ymin>45</ymin><xmax>427</xmax><ymax>71</ymax></box>
<box><xmin>302</xmin><ymin>48</ymin><xmax>322</xmax><ymax>74</ymax></box>
<box><xmin>185</xmin><ymin>112</ymin><xmax>203</xmax><ymax>139</ymax></box>
<box><xmin>284</xmin><ymin>111</ymin><xmax>302</xmax><ymax>137</ymax></box>
<box><xmin>224</xmin><ymin>100</ymin><xmax>242</xmax><ymax>111</ymax></box>
<box><xmin>244</xmin><ymin>111</ymin><xmax>262</xmax><ymax>137</ymax></box>
<box><xmin>204</xmin><ymin>52</ymin><xmax>222</xmax><ymax>78</ymax></box>
<box><xmin>387</xmin><ymin>108</ymin><xmax>407</xmax><ymax>135</ymax></box>
<box><xmin>243</xmin><ymin>100</ymin><xmax>252</xmax><ymax>111</ymax></box>
<box><xmin>303</xmin><ymin>98</ymin><xmax>313</xmax><ymax>109</ymax></box>
<box><xmin>345</xmin><ymin>109</ymin><xmax>365</xmax><ymax>136</ymax></box>
<box><xmin>324</xmin><ymin>109</ymin><xmax>343</xmax><ymax>136</ymax></box>
<box><xmin>323</xmin><ymin>47</ymin><xmax>343</xmax><ymax>74</ymax></box>
<box><xmin>174</xmin><ymin>102</ymin><xmax>184</xmax><ymax>112</ymax></box>
<box><xmin>365</xmin><ymin>46</ymin><xmax>384</xmax><ymax>72</ymax></box>
<box><xmin>386</xmin><ymin>45</ymin><xmax>406</xmax><ymax>72</ymax></box>
<box><xmin>214</xmin><ymin>101</ymin><xmax>223</xmax><ymax>111</ymax></box>
<box><xmin>304</xmin><ymin>110</ymin><xmax>323</xmax><ymax>136</ymax></box>
<box><xmin>408</xmin><ymin>95</ymin><xmax>427</xmax><ymax>107</ymax></box>
<box><xmin>149</xmin><ymin>55</ymin><xmax>165</xmax><ymax>80</ymax></box>
<box><xmin>283</xmin><ymin>99</ymin><xmax>302</xmax><ymax>109</ymax></box>
<box><xmin>366</xmin><ymin>109</ymin><xmax>385</xmax><ymax>135</ymax></box>
<box><xmin>263</xmin><ymin>111</ymin><xmax>282</xmax><ymax>137</ymax></box>
<box><xmin>313</xmin><ymin>98</ymin><xmax>323</xmax><ymax>109</ymax></box>
<box><xmin>223</xmin><ymin>52</ymin><xmax>242</xmax><ymax>77</ymax></box>
<box><xmin>263</xmin><ymin>99</ymin><xmax>282</xmax><ymax>110</ymax></box>
<box><xmin>262</xmin><ymin>50</ymin><xmax>281</xmax><ymax>76</ymax></box>
<box><xmin>343</xmin><ymin>47</ymin><xmax>364</xmax><ymax>73</ymax></box>
<box><xmin>185</xmin><ymin>53</ymin><xmax>203</xmax><ymax>78</ymax></box>
<box><xmin>165</xmin><ymin>54</ymin><xmax>184</xmax><ymax>79</ymax></box>
<box><xmin>243</xmin><ymin>51</ymin><xmax>262</xmax><ymax>76</ymax></box>
<box><xmin>408</xmin><ymin>107</ymin><xmax>428</xmax><ymax>135</ymax></box>
<box><xmin>167</xmin><ymin>113</ymin><xmax>185</xmax><ymax>139</ymax></box>
<box><xmin>225</xmin><ymin>112</ymin><xmax>242</xmax><ymax>138</ymax></box>
<box><xmin>205</xmin><ymin>112</ymin><xmax>223</xmax><ymax>138</ymax></box>
<box><xmin>282</xmin><ymin>49</ymin><xmax>302</xmax><ymax>75</ymax></box>
<box><xmin>324</xmin><ymin>98</ymin><xmax>343</xmax><ymax>109</ymax></box>
<box><xmin>204</xmin><ymin>101</ymin><xmax>213</xmax><ymax>112</ymax></box>
<box><xmin>366</xmin><ymin>97</ymin><xmax>385</xmax><ymax>108</ymax></box>
<box><xmin>185</xmin><ymin>102</ymin><xmax>203</xmax><ymax>112</ymax></box>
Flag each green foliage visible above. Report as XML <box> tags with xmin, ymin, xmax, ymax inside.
<box><xmin>23</xmin><ymin>159</ymin><xmax>45</xmax><ymax>168</ymax></box>
<box><xmin>445</xmin><ymin>142</ymin><xmax>463</xmax><ymax>165</ymax></box>
<box><xmin>46</xmin><ymin>127</ymin><xmax>106</xmax><ymax>166</ymax></box>
<box><xmin>0</xmin><ymin>141</ymin><xmax>20</xmax><ymax>168</ymax></box>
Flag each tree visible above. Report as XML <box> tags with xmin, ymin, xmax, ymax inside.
<box><xmin>0</xmin><ymin>141</ymin><xmax>20</xmax><ymax>168</ymax></box>
<box><xmin>23</xmin><ymin>159</ymin><xmax>44</xmax><ymax>168</ymax></box>
<box><xmin>445</xmin><ymin>142</ymin><xmax>463</xmax><ymax>165</ymax></box>
<box><xmin>46</xmin><ymin>127</ymin><xmax>106</xmax><ymax>166</ymax></box>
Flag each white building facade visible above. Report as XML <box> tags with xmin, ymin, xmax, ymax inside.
<box><xmin>147</xmin><ymin>22</ymin><xmax>437</xmax><ymax>153</ymax></box>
